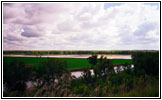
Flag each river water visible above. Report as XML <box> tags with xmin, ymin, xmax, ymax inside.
<box><xmin>3</xmin><ymin>54</ymin><xmax>132</xmax><ymax>59</ymax></box>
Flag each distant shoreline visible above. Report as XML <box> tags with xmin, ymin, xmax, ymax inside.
<box><xmin>3</xmin><ymin>54</ymin><xmax>132</xmax><ymax>59</ymax></box>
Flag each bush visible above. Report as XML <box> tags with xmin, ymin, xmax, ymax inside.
<box><xmin>87</xmin><ymin>54</ymin><xmax>98</xmax><ymax>65</ymax></box>
<box><xmin>3</xmin><ymin>60</ymin><xmax>31</xmax><ymax>91</ymax></box>
<box><xmin>34</xmin><ymin>58</ymin><xmax>68</xmax><ymax>87</ymax></box>
<box><xmin>93</xmin><ymin>57</ymin><xmax>114</xmax><ymax>78</ymax></box>
<box><xmin>132</xmin><ymin>51</ymin><xmax>159</xmax><ymax>76</ymax></box>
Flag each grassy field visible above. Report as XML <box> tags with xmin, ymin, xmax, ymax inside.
<box><xmin>3</xmin><ymin>57</ymin><xmax>132</xmax><ymax>69</ymax></box>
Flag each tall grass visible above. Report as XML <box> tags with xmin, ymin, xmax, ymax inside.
<box><xmin>108</xmin><ymin>75</ymin><xmax>159</xmax><ymax>97</ymax></box>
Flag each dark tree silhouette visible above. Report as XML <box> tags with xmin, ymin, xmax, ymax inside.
<box><xmin>3</xmin><ymin>60</ymin><xmax>31</xmax><ymax>91</ymax></box>
<box><xmin>87</xmin><ymin>54</ymin><xmax>98</xmax><ymax>65</ymax></box>
<box><xmin>132</xmin><ymin>51</ymin><xmax>159</xmax><ymax>76</ymax></box>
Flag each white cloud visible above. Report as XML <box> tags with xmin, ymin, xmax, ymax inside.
<box><xmin>3</xmin><ymin>2</ymin><xmax>160</xmax><ymax>50</ymax></box>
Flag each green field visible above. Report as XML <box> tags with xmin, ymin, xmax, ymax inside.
<box><xmin>3</xmin><ymin>57</ymin><xmax>132</xmax><ymax>69</ymax></box>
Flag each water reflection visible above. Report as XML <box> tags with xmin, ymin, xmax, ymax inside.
<box><xmin>71</xmin><ymin>64</ymin><xmax>134</xmax><ymax>78</ymax></box>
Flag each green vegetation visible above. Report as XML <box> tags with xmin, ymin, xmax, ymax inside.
<box><xmin>3</xmin><ymin>50</ymin><xmax>158</xmax><ymax>55</ymax></box>
<box><xmin>3</xmin><ymin>51</ymin><xmax>159</xmax><ymax>97</ymax></box>
<box><xmin>69</xmin><ymin>53</ymin><xmax>159</xmax><ymax>97</ymax></box>
<box><xmin>3</xmin><ymin>59</ymin><xmax>69</xmax><ymax>97</ymax></box>
<box><xmin>3</xmin><ymin>60</ymin><xmax>31</xmax><ymax>96</ymax></box>
<box><xmin>132</xmin><ymin>52</ymin><xmax>159</xmax><ymax>76</ymax></box>
<box><xmin>3</xmin><ymin>57</ymin><xmax>132</xmax><ymax>69</ymax></box>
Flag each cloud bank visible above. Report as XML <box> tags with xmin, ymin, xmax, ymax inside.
<box><xmin>3</xmin><ymin>2</ymin><xmax>160</xmax><ymax>50</ymax></box>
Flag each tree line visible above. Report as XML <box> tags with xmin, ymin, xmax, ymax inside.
<box><xmin>3</xmin><ymin>50</ymin><xmax>158</xmax><ymax>55</ymax></box>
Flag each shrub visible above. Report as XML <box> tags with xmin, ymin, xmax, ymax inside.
<box><xmin>34</xmin><ymin>58</ymin><xmax>68</xmax><ymax>87</ymax></box>
<box><xmin>3</xmin><ymin>60</ymin><xmax>31</xmax><ymax>91</ymax></box>
<box><xmin>87</xmin><ymin>54</ymin><xmax>98</xmax><ymax>65</ymax></box>
<box><xmin>132</xmin><ymin>51</ymin><xmax>159</xmax><ymax>76</ymax></box>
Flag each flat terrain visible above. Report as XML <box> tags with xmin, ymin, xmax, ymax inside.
<box><xmin>3</xmin><ymin>57</ymin><xmax>132</xmax><ymax>69</ymax></box>
<box><xmin>3</xmin><ymin>54</ymin><xmax>132</xmax><ymax>59</ymax></box>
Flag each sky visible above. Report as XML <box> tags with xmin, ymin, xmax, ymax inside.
<box><xmin>3</xmin><ymin>2</ymin><xmax>160</xmax><ymax>50</ymax></box>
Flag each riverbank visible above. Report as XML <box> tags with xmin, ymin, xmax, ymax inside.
<box><xmin>3</xmin><ymin>54</ymin><xmax>132</xmax><ymax>59</ymax></box>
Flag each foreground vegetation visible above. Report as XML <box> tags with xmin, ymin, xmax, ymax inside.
<box><xmin>3</xmin><ymin>51</ymin><xmax>159</xmax><ymax>97</ymax></box>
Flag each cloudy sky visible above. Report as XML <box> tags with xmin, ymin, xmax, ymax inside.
<box><xmin>3</xmin><ymin>2</ymin><xmax>160</xmax><ymax>50</ymax></box>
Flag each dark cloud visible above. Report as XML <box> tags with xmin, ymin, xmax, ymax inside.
<box><xmin>3</xmin><ymin>35</ymin><xmax>21</xmax><ymax>43</ymax></box>
<box><xmin>21</xmin><ymin>31</ymin><xmax>40</xmax><ymax>38</ymax></box>
<box><xmin>21</xmin><ymin>26</ymin><xmax>41</xmax><ymax>38</ymax></box>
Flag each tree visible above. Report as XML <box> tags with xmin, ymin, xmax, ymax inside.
<box><xmin>87</xmin><ymin>54</ymin><xmax>98</xmax><ymax>65</ymax></box>
<box><xmin>34</xmin><ymin>58</ymin><xmax>68</xmax><ymax>88</ymax></box>
<box><xmin>3</xmin><ymin>60</ymin><xmax>31</xmax><ymax>91</ymax></box>
<box><xmin>81</xmin><ymin>67</ymin><xmax>92</xmax><ymax>83</ymax></box>
<box><xmin>132</xmin><ymin>51</ymin><xmax>159</xmax><ymax>76</ymax></box>
<box><xmin>94</xmin><ymin>58</ymin><xmax>113</xmax><ymax>78</ymax></box>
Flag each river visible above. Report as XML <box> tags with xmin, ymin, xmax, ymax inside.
<box><xmin>3</xmin><ymin>54</ymin><xmax>132</xmax><ymax>59</ymax></box>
